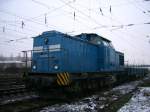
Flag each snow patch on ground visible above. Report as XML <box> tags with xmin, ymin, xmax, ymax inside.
<box><xmin>40</xmin><ymin>102</ymin><xmax>96</xmax><ymax>112</ymax></box>
<box><xmin>112</xmin><ymin>81</ymin><xmax>142</xmax><ymax>95</ymax></box>
<box><xmin>40</xmin><ymin>81</ymin><xmax>142</xmax><ymax>112</ymax></box>
<box><xmin>118</xmin><ymin>87</ymin><xmax>150</xmax><ymax>112</ymax></box>
<box><xmin>0</xmin><ymin>93</ymin><xmax>39</xmax><ymax>105</ymax></box>
<box><xmin>40</xmin><ymin>97</ymin><xmax>97</xmax><ymax>112</ymax></box>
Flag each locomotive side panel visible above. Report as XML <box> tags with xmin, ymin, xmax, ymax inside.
<box><xmin>32</xmin><ymin>31</ymin><xmax>99</xmax><ymax>74</ymax></box>
<box><xmin>61</xmin><ymin>35</ymin><xmax>99</xmax><ymax>73</ymax></box>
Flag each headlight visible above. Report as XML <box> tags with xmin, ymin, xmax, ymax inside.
<box><xmin>33</xmin><ymin>65</ymin><xmax>36</xmax><ymax>69</ymax></box>
<box><xmin>54</xmin><ymin>65</ymin><xmax>58</xmax><ymax>70</ymax></box>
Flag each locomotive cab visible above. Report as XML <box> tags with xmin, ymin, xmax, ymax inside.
<box><xmin>76</xmin><ymin>33</ymin><xmax>120</xmax><ymax>72</ymax></box>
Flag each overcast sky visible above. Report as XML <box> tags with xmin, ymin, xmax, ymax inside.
<box><xmin>0</xmin><ymin>0</ymin><xmax>150</xmax><ymax>64</ymax></box>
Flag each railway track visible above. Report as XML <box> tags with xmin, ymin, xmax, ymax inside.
<box><xmin>0</xmin><ymin>76</ymin><xmax>38</xmax><ymax>106</ymax></box>
<box><xmin>0</xmin><ymin>85</ymin><xmax>27</xmax><ymax>97</ymax></box>
<box><xmin>0</xmin><ymin>76</ymin><xmax>25</xmax><ymax>96</ymax></box>
<box><xmin>0</xmin><ymin>74</ymin><xmax>148</xmax><ymax>112</ymax></box>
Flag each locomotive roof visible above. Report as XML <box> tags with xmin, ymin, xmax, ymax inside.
<box><xmin>116</xmin><ymin>51</ymin><xmax>124</xmax><ymax>55</ymax></box>
<box><xmin>75</xmin><ymin>33</ymin><xmax>111</xmax><ymax>43</ymax></box>
<box><xmin>34</xmin><ymin>30</ymin><xmax>98</xmax><ymax>46</ymax></box>
<box><xmin>42</xmin><ymin>30</ymin><xmax>64</xmax><ymax>35</ymax></box>
<box><xmin>39</xmin><ymin>31</ymin><xmax>111</xmax><ymax>43</ymax></box>
<box><xmin>35</xmin><ymin>30</ymin><xmax>111</xmax><ymax>46</ymax></box>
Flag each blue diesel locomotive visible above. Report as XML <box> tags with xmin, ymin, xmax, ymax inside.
<box><xmin>24</xmin><ymin>30</ymin><xmax>147</xmax><ymax>90</ymax></box>
<box><xmin>32</xmin><ymin>31</ymin><xmax>124</xmax><ymax>73</ymax></box>
<box><xmin>25</xmin><ymin>30</ymin><xmax>124</xmax><ymax>88</ymax></box>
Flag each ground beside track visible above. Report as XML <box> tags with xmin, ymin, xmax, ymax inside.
<box><xmin>117</xmin><ymin>75</ymin><xmax>150</xmax><ymax>112</ymax></box>
<box><xmin>38</xmin><ymin>81</ymin><xmax>141</xmax><ymax>112</ymax></box>
<box><xmin>0</xmin><ymin>74</ymin><xmax>150</xmax><ymax>112</ymax></box>
<box><xmin>39</xmin><ymin>75</ymin><xmax>150</xmax><ymax>112</ymax></box>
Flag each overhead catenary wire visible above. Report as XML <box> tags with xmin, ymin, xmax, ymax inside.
<box><xmin>101</xmin><ymin>12</ymin><xmax>150</xmax><ymax>60</ymax></box>
<box><xmin>31</xmin><ymin>0</ymin><xmax>51</xmax><ymax>9</ymax></box>
<box><xmin>0</xmin><ymin>9</ymin><xmax>58</xmax><ymax>29</ymax></box>
<box><xmin>0</xmin><ymin>31</ymin><xmax>30</xmax><ymax>40</ymax></box>
<box><xmin>58</xmin><ymin>0</ymin><xmax>150</xmax><ymax>41</ymax></box>
<box><xmin>0</xmin><ymin>21</ymin><xmax>40</xmax><ymax>33</ymax></box>
<box><xmin>58</xmin><ymin>0</ymin><xmax>149</xmax><ymax>62</ymax></box>
<box><xmin>71</xmin><ymin>0</ymin><xmax>147</xmax><ymax>12</ymax></box>
<box><xmin>75</xmin><ymin>1</ymin><xmax>150</xmax><ymax>33</ymax></box>
<box><xmin>2</xmin><ymin>0</ymin><xmax>146</xmax><ymax>38</ymax></box>
<box><xmin>0</xmin><ymin>0</ymin><xmax>149</xmax><ymax>54</ymax></box>
<box><xmin>0</xmin><ymin>26</ymin><xmax>34</xmax><ymax>36</ymax></box>
<box><xmin>0</xmin><ymin>0</ymin><xmax>113</xmax><ymax>37</ymax></box>
<box><xmin>59</xmin><ymin>0</ymin><xmax>106</xmax><ymax>27</ymax></box>
<box><xmin>27</xmin><ymin>1</ymin><xmax>73</xmax><ymax>20</ymax></box>
<box><xmin>0</xmin><ymin>0</ymin><xmax>149</xmax><ymax>39</ymax></box>
<box><xmin>127</xmin><ymin>0</ymin><xmax>150</xmax><ymax>17</ymax></box>
<box><xmin>0</xmin><ymin>9</ymin><xmax>92</xmax><ymax>38</ymax></box>
<box><xmin>0</xmin><ymin>9</ymin><xmax>62</xmax><ymax>43</ymax></box>
<box><xmin>0</xmin><ymin>32</ymin><xmax>33</xmax><ymax>46</ymax></box>
<box><xmin>0</xmin><ymin>3</ymin><xmax>96</xmax><ymax>43</ymax></box>
<box><xmin>0</xmin><ymin>18</ymin><xmax>44</xmax><ymax>31</ymax></box>
<box><xmin>59</xmin><ymin>0</ymin><xmax>139</xmax><ymax>36</ymax></box>
<box><xmin>1</xmin><ymin>0</ymin><xmax>147</xmax><ymax>37</ymax></box>
<box><xmin>0</xmin><ymin>29</ymin><xmax>31</xmax><ymax>39</ymax></box>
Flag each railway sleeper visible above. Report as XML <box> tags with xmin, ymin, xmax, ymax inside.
<box><xmin>0</xmin><ymin>87</ymin><xmax>27</xmax><ymax>97</ymax></box>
